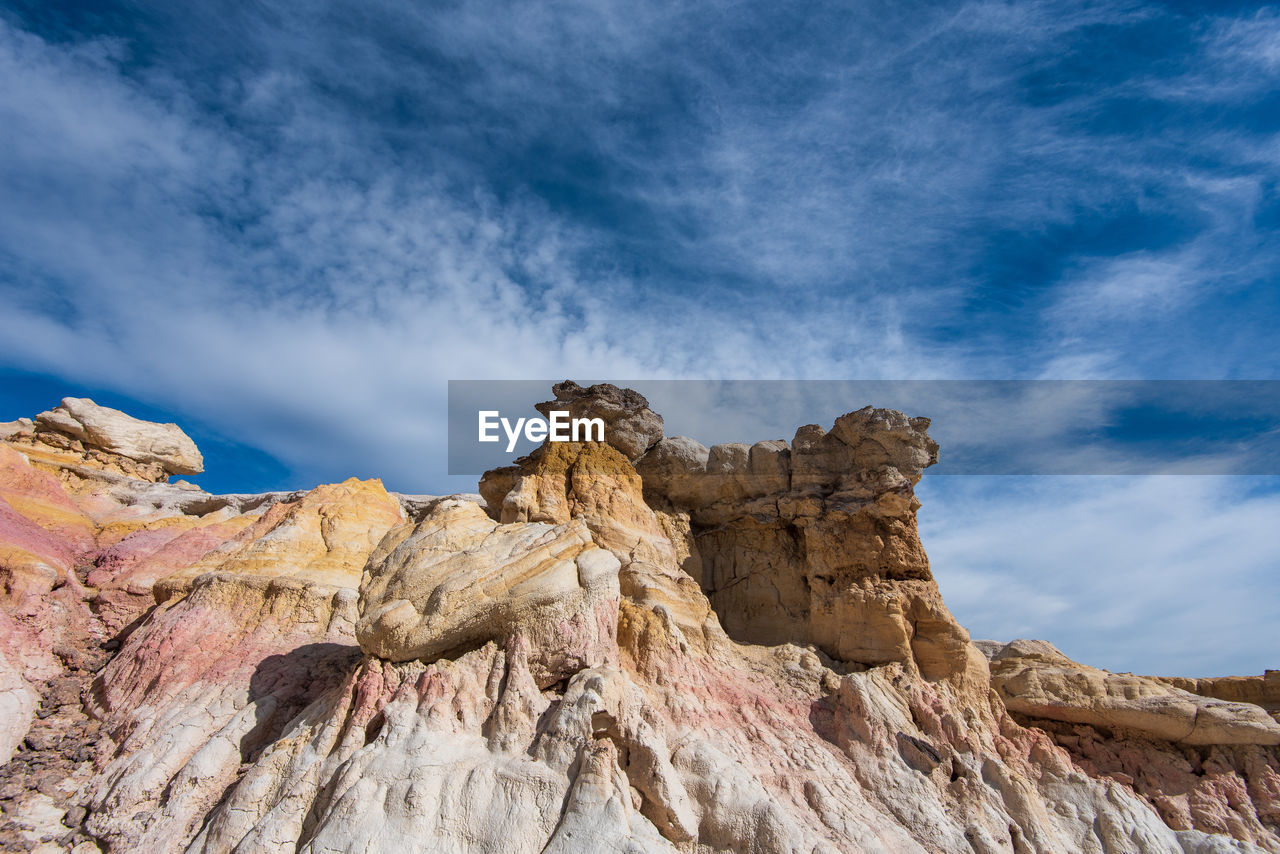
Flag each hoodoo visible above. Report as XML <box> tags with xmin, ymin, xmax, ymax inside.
<box><xmin>0</xmin><ymin>384</ymin><xmax>1277</xmax><ymax>852</ymax></box>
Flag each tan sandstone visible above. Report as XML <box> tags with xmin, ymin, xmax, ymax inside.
<box><xmin>0</xmin><ymin>387</ymin><xmax>1277</xmax><ymax>854</ymax></box>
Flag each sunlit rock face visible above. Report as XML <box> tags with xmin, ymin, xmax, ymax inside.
<box><xmin>988</xmin><ymin>639</ymin><xmax>1280</xmax><ymax>747</ymax></box>
<box><xmin>0</xmin><ymin>411</ymin><xmax>406</xmax><ymax>851</ymax></box>
<box><xmin>1</xmin><ymin>387</ymin><xmax>1277</xmax><ymax>853</ymax></box>
<box><xmin>356</xmin><ymin>498</ymin><xmax>622</xmax><ymax>686</ymax></box>
<box><xmin>633</xmin><ymin>405</ymin><xmax>989</xmax><ymax>689</ymax></box>
<box><xmin>6</xmin><ymin>397</ymin><xmax>203</xmax><ymax>482</ymax></box>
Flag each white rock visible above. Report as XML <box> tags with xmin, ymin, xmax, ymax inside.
<box><xmin>34</xmin><ymin>397</ymin><xmax>203</xmax><ymax>475</ymax></box>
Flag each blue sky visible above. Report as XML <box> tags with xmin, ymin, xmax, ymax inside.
<box><xmin>1</xmin><ymin>0</ymin><xmax>1278</xmax><ymax>675</ymax></box>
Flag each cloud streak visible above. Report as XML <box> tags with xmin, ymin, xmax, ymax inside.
<box><xmin>920</xmin><ymin>474</ymin><xmax>1280</xmax><ymax>676</ymax></box>
<box><xmin>0</xmin><ymin>1</ymin><xmax>1277</xmax><ymax>674</ymax></box>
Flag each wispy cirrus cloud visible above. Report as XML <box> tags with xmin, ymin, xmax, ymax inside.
<box><xmin>0</xmin><ymin>10</ymin><xmax>938</xmax><ymax>493</ymax></box>
<box><xmin>920</xmin><ymin>474</ymin><xmax>1280</xmax><ymax>676</ymax></box>
<box><xmin>1</xmin><ymin>0</ymin><xmax>1279</xmax><ymax>674</ymax></box>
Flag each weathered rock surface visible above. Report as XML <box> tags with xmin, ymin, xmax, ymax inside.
<box><xmin>357</xmin><ymin>499</ymin><xmax>621</xmax><ymax>683</ymax></box>
<box><xmin>0</xmin><ymin>405</ymin><xmax>406</xmax><ymax>850</ymax></box>
<box><xmin>0</xmin><ymin>388</ymin><xmax>1277</xmax><ymax>853</ymax></box>
<box><xmin>534</xmin><ymin>381</ymin><xmax>664</xmax><ymax>462</ymax></box>
<box><xmin>481</xmin><ymin>440</ymin><xmax>730</xmax><ymax>659</ymax></box>
<box><xmin>152</xmin><ymin>476</ymin><xmax>404</xmax><ymax>602</ymax></box>
<box><xmin>989</xmin><ymin>639</ymin><xmax>1280</xmax><ymax>849</ymax></box>
<box><xmin>632</xmin><ymin>406</ymin><xmax>986</xmax><ymax>689</ymax></box>
<box><xmin>80</xmin><ymin>477</ymin><xmax>404</xmax><ymax>851</ymax></box>
<box><xmin>1163</xmin><ymin>671</ymin><xmax>1280</xmax><ymax>723</ymax></box>
<box><xmin>0</xmin><ymin>609</ymin><xmax>46</xmax><ymax>765</ymax></box>
<box><xmin>7</xmin><ymin>398</ymin><xmax>205</xmax><ymax>482</ymax></box>
<box><xmin>990</xmin><ymin>639</ymin><xmax>1280</xmax><ymax>746</ymax></box>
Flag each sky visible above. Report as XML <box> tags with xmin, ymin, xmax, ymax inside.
<box><xmin>1</xmin><ymin>0</ymin><xmax>1278</xmax><ymax>676</ymax></box>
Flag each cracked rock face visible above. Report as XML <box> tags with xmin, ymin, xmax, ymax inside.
<box><xmin>986</xmin><ymin>640</ymin><xmax>1280</xmax><ymax>849</ymax></box>
<box><xmin>1</xmin><ymin>388</ymin><xmax>1278</xmax><ymax>853</ymax></box>
<box><xmin>19</xmin><ymin>397</ymin><xmax>205</xmax><ymax>480</ymax></box>
<box><xmin>633</xmin><ymin>406</ymin><xmax>984</xmax><ymax>688</ymax></box>
<box><xmin>989</xmin><ymin>639</ymin><xmax>1280</xmax><ymax>746</ymax></box>
<box><xmin>356</xmin><ymin>499</ymin><xmax>621</xmax><ymax>684</ymax></box>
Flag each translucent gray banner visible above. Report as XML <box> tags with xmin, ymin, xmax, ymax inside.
<box><xmin>447</xmin><ymin>380</ymin><xmax>1280</xmax><ymax>476</ymax></box>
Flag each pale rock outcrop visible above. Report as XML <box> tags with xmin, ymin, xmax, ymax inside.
<box><xmin>188</xmin><ymin>642</ymin><xmax>685</xmax><ymax>854</ymax></box>
<box><xmin>192</xmin><ymin>585</ymin><xmax>1259</xmax><ymax>853</ymax></box>
<box><xmin>629</xmin><ymin>435</ymin><xmax>708</xmax><ymax>502</ymax></box>
<box><xmin>153</xmin><ymin>476</ymin><xmax>404</xmax><ymax>602</ymax></box>
<box><xmin>990</xmin><ymin>640</ymin><xmax>1280</xmax><ymax>850</ymax></box>
<box><xmin>80</xmin><ymin>478</ymin><xmax>404</xmax><ymax>852</ymax></box>
<box><xmin>0</xmin><ymin>609</ymin><xmax>48</xmax><ymax>764</ymax></box>
<box><xmin>0</xmin><ymin>650</ymin><xmax>35</xmax><ymax>765</ymax></box>
<box><xmin>10</xmin><ymin>397</ymin><xmax>204</xmax><ymax>481</ymax></box>
<box><xmin>0</xmin><ymin>444</ymin><xmax>105</xmax><ymax>680</ymax></box>
<box><xmin>0</xmin><ymin>418</ymin><xmax>33</xmax><ymax>441</ymax></box>
<box><xmin>357</xmin><ymin>498</ymin><xmax>621</xmax><ymax>684</ymax></box>
<box><xmin>1027</xmin><ymin>710</ymin><xmax>1280</xmax><ymax>851</ymax></box>
<box><xmin>635</xmin><ymin>406</ymin><xmax>986</xmax><ymax>689</ymax></box>
<box><xmin>481</xmin><ymin>441</ymin><xmax>730</xmax><ymax>658</ymax></box>
<box><xmin>0</xmin><ymin>404</ymin><xmax>406</xmax><ymax>850</ymax></box>
<box><xmin>1163</xmin><ymin>672</ymin><xmax>1280</xmax><ymax>723</ymax></box>
<box><xmin>83</xmin><ymin>572</ymin><xmax>362</xmax><ymax>851</ymax></box>
<box><xmin>989</xmin><ymin>639</ymin><xmax>1280</xmax><ymax>746</ymax></box>
<box><xmin>456</xmin><ymin>390</ymin><xmax>1271</xmax><ymax>853</ymax></box>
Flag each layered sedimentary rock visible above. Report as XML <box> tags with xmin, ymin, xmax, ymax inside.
<box><xmin>481</xmin><ymin>440</ymin><xmax>729</xmax><ymax>658</ymax></box>
<box><xmin>6</xmin><ymin>398</ymin><xmax>203</xmax><ymax>482</ymax></box>
<box><xmin>987</xmin><ymin>640</ymin><xmax>1280</xmax><ymax>849</ymax></box>
<box><xmin>988</xmin><ymin>639</ymin><xmax>1280</xmax><ymax>747</ymax></box>
<box><xmin>0</xmin><ymin>442</ymin><xmax>107</xmax><ymax>786</ymax></box>
<box><xmin>0</xmin><ymin>408</ymin><xmax>406</xmax><ymax>850</ymax></box>
<box><xmin>83</xmin><ymin>478</ymin><xmax>405</xmax><ymax>851</ymax></box>
<box><xmin>0</xmin><ymin>387</ymin><xmax>1277</xmax><ymax>853</ymax></box>
<box><xmin>357</xmin><ymin>499</ymin><xmax>621</xmax><ymax>683</ymax></box>
<box><xmin>631</xmin><ymin>404</ymin><xmax>987</xmax><ymax>688</ymax></box>
<box><xmin>1163</xmin><ymin>671</ymin><xmax>1280</xmax><ymax>723</ymax></box>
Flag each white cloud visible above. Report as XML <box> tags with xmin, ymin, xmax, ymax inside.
<box><xmin>1047</xmin><ymin>252</ymin><xmax>1201</xmax><ymax>330</ymax></box>
<box><xmin>920</xmin><ymin>474</ymin><xmax>1280</xmax><ymax>676</ymax></box>
<box><xmin>0</xmin><ymin>17</ymin><xmax>945</xmax><ymax>493</ymax></box>
<box><xmin>1207</xmin><ymin>9</ymin><xmax>1280</xmax><ymax>74</ymax></box>
<box><xmin>0</xmin><ymin>3</ymin><xmax>1278</xmax><ymax>681</ymax></box>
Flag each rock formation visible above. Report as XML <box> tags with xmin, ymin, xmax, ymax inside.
<box><xmin>0</xmin><ymin>384</ymin><xmax>1277</xmax><ymax>853</ymax></box>
<box><xmin>986</xmin><ymin>640</ymin><xmax>1280</xmax><ymax>850</ymax></box>
<box><xmin>988</xmin><ymin>639</ymin><xmax>1280</xmax><ymax>746</ymax></box>
<box><xmin>534</xmin><ymin>381</ymin><xmax>664</xmax><ymax>462</ymax></box>
<box><xmin>632</xmin><ymin>406</ymin><xmax>985</xmax><ymax>687</ymax></box>
<box><xmin>5</xmin><ymin>398</ymin><xmax>203</xmax><ymax>482</ymax></box>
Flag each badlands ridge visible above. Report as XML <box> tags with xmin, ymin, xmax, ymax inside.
<box><xmin>0</xmin><ymin>384</ymin><xmax>1277</xmax><ymax>853</ymax></box>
